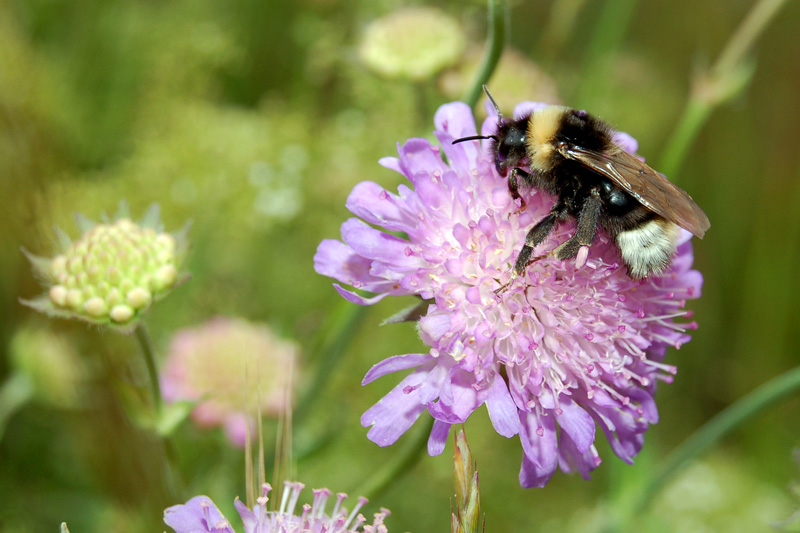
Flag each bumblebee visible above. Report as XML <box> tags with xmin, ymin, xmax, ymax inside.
<box><xmin>454</xmin><ymin>86</ymin><xmax>709</xmax><ymax>289</ymax></box>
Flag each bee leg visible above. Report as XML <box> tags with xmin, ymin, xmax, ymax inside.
<box><xmin>507</xmin><ymin>168</ymin><xmax>532</xmax><ymax>212</ymax></box>
<box><xmin>551</xmin><ymin>187</ymin><xmax>602</xmax><ymax>267</ymax></box>
<box><xmin>494</xmin><ymin>202</ymin><xmax>567</xmax><ymax>295</ymax></box>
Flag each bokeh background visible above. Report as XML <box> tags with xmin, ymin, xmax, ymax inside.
<box><xmin>2</xmin><ymin>0</ymin><xmax>800</xmax><ymax>531</ymax></box>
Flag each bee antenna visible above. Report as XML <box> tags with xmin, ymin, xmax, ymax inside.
<box><xmin>452</xmin><ymin>134</ymin><xmax>496</xmax><ymax>145</ymax></box>
<box><xmin>482</xmin><ymin>85</ymin><xmax>502</xmax><ymax>119</ymax></box>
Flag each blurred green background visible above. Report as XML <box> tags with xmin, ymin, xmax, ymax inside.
<box><xmin>2</xmin><ymin>0</ymin><xmax>800</xmax><ymax>531</ymax></box>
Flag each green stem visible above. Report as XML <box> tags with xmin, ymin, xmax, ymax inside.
<box><xmin>657</xmin><ymin>98</ymin><xmax>712</xmax><ymax>179</ymax></box>
<box><xmin>462</xmin><ymin>0</ymin><xmax>507</xmax><ymax>108</ymax></box>
<box><xmin>575</xmin><ymin>0</ymin><xmax>638</xmax><ymax>104</ymax></box>
<box><xmin>658</xmin><ymin>0</ymin><xmax>789</xmax><ymax>176</ymax></box>
<box><xmin>626</xmin><ymin>365</ymin><xmax>800</xmax><ymax>521</ymax></box>
<box><xmin>294</xmin><ymin>301</ymin><xmax>368</xmax><ymax>425</ymax></box>
<box><xmin>134</xmin><ymin>322</ymin><xmax>162</xmax><ymax>415</ymax></box>
<box><xmin>353</xmin><ymin>416</ymin><xmax>435</xmax><ymax>501</ymax></box>
<box><xmin>713</xmin><ymin>0</ymin><xmax>788</xmax><ymax>78</ymax></box>
<box><xmin>132</xmin><ymin>322</ymin><xmax>184</xmax><ymax>501</ymax></box>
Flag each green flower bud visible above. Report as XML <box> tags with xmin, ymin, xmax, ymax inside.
<box><xmin>21</xmin><ymin>203</ymin><xmax>191</xmax><ymax>332</ymax></box>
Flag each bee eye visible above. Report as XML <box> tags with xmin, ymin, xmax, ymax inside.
<box><xmin>497</xmin><ymin>141</ymin><xmax>510</xmax><ymax>161</ymax></box>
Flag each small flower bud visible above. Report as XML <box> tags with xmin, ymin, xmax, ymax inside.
<box><xmin>106</xmin><ymin>287</ymin><xmax>122</xmax><ymax>307</ymax></box>
<box><xmin>84</xmin><ymin>296</ymin><xmax>108</xmax><ymax>317</ymax></box>
<box><xmin>126</xmin><ymin>287</ymin><xmax>152</xmax><ymax>309</ymax></box>
<box><xmin>154</xmin><ymin>265</ymin><xmax>178</xmax><ymax>291</ymax></box>
<box><xmin>49</xmin><ymin>286</ymin><xmax>67</xmax><ymax>306</ymax></box>
<box><xmin>65</xmin><ymin>288</ymin><xmax>83</xmax><ymax>308</ymax></box>
<box><xmin>110</xmin><ymin>304</ymin><xmax>134</xmax><ymax>323</ymax></box>
<box><xmin>50</xmin><ymin>255</ymin><xmax>67</xmax><ymax>277</ymax></box>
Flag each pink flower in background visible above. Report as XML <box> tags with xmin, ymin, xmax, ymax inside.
<box><xmin>161</xmin><ymin>317</ymin><xmax>299</xmax><ymax>447</ymax></box>
<box><xmin>314</xmin><ymin>101</ymin><xmax>703</xmax><ymax>487</ymax></box>
<box><xmin>164</xmin><ymin>482</ymin><xmax>390</xmax><ymax>533</ymax></box>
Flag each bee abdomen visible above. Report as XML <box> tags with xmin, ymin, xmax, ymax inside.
<box><xmin>616</xmin><ymin>217</ymin><xmax>681</xmax><ymax>279</ymax></box>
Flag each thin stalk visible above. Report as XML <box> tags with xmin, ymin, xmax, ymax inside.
<box><xmin>657</xmin><ymin>98</ymin><xmax>713</xmax><ymax>179</ymax></box>
<box><xmin>462</xmin><ymin>0</ymin><xmax>507</xmax><ymax>108</ymax></box>
<box><xmin>713</xmin><ymin>0</ymin><xmax>788</xmax><ymax>78</ymax></box>
<box><xmin>133</xmin><ymin>321</ymin><xmax>180</xmax><ymax>500</ymax></box>
<box><xmin>353</xmin><ymin>416</ymin><xmax>435</xmax><ymax>501</ymax></box>
<box><xmin>134</xmin><ymin>322</ymin><xmax>162</xmax><ymax>415</ymax></box>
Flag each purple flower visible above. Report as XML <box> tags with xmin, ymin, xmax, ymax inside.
<box><xmin>314</xmin><ymin>101</ymin><xmax>703</xmax><ymax>487</ymax></box>
<box><xmin>165</xmin><ymin>482</ymin><xmax>390</xmax><ymax>533</ymax></box>
<box><xmin>164</xmin><ymin>496</ymin><xmax>235</xmax><ymax>533</ymax></box>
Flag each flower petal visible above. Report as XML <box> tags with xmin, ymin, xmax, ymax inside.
<box><xmin>557</xmin><ymin>434</ymin><xmax>601</xmax><ymax>480</ymax></box>
<box><xmin>485</xmin><ymin>375</ymin><xmax>521</xmax><ymax>438</ymax></box>
<box><xmin>427</xmin><ymin>368</ymin><xmax>480</xmax><ymax>423</ymax></box>
<box><xmin>314</xmin><ymin>239</ymin><xmax>386</xmax><ymax>290</ymax></box>
<box><xmin>554</xmin><ymin>397</ymin><xmax>595</xmax><ymax>454</ymax></box>
<box><xmin>341</xmin><ymin>218</ymin><xmax>420</xmax><ymax>269</ymax></box>
<box><xmin>333</xmin><ymin>284</ymin><xmax>391</xmax><ymax>305</ymax></box>
<box><xmin>164</xmin><ymin>496</ymin><xmax>234</xmax><ymax>533</ymax></box>
<box><xmin>518</xmin><ymin>411</ymin><xmax>558</xmax><ymax>488</ymax></box>
<box><xmin>361</xmin><ymin>368</ymin><xmax>432</xmax><ymax>446</ymax></box>
<box><xmin>396</xmin><ymin>138</ymin><xmax>449</xmax><ymax>184</ymax></box>
<box><xmin>346</xmin><ymin>181</ymin><xmax>415</xmax><ymax>233</ymax></box>
<box><xmin>427</xmin><ymin>419</ymin><xmax>451</xmax><ymax>456</ymax></box>
<box><xmin>362</xmin><ymin>353</ymin><xmax>433</xmax><ymax>385</ymax></box>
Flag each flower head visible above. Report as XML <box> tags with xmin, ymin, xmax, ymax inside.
<box><xmin>161</xmin><ymin>317</ymin><xmax>299</xmax><ymax>447</ymax></box>
<box><xmin>21</xmin><ymin>203</ymin><xmax>190</xmax><ymax>333</ymax></box>
<box><xmin>358</xmin><ymin>7</ymin><xmax>465</xmax><ymax>82</ymax></box>
<box><xmin>314</xmin><ymin>101</ymin><xmax>703</xmax><ymax>487</ymax></box>
<box><xmin>165</xmin><ymin>482</ymin><xmax>390</xmax><ymax>533</ymax></box>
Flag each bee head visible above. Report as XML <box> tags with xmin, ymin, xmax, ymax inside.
<box><xmin>491</xmin><ymin>119</ymin><xmax>528</xmax><ymax>177</ymax></box>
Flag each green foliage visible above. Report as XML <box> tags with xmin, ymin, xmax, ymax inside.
<box><xmin>2</xmin><ymin>0</ymin><xmax>800</xmax><ymax>531</ymax></box>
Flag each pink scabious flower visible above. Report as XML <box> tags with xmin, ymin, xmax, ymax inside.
<box><xmin>314</xmin><ymin>101</ymin><xmax>703</xmax><ymax>487</ymax></box>
<box><xmin>161</xmin><ymin>317</ymin><xmax>299</xmax><ymax>447</ymax></box>
<box><xmin>164</xmin><ymin>482</ymin><xmax>390</xmax><ymax>533</ymax></box>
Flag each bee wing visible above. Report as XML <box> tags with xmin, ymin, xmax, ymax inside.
<box><xmin>558</xmin><ymin>144</ymin><xmax>710</xmax><ymax>238</ymax></box>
